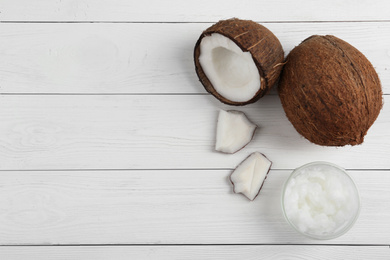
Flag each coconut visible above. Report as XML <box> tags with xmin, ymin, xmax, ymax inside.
<box><xmin>194</xmin><ymin>18</ymin><xmax>284</xmax><ymax>105</ymax></box>
<box><xmin>215</xmin><ymin>110</ymin><xmax>257</xmax><ymax>154</ymax></box>
<box><xmin>278</xmin><ymin>35</ymin><xmax>383</xmax><ymax>146</ymax></box>
<box><xmin>230</xmin><ymin>152</ymin><xmax>272</xmax><ymax>201</ymax></box>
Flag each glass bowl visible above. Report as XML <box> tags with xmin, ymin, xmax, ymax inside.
<box><xmin>281</xmin><ymin>162</ymin><xmax>360</xmax><ymax>240</ymax></box>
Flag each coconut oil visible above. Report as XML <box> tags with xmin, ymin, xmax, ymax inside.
<box><xmin>282</xmin><ymin>162</ymin><xmax>360</xmax><ymax>239</ymax></box>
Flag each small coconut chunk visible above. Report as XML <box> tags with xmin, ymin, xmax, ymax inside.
<box><xmin>230</xmin><ymin>152</ymin><xmax>272</xmax><ymax>200</ymax></box>
<box><xmin>199</xmin><ymin>33</ymin><xmax>261</xmax><ymax>102</ymax></box>
<box><xmin>216</xmin><ymin>110</ymin><xmax>257</xmax><ymax>154</ymax></box>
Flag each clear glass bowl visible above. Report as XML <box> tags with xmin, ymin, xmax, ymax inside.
<box><xmin>281</xmin><ymin>161</ymin><xmax>361</xmax><ymax>240</ymax></box>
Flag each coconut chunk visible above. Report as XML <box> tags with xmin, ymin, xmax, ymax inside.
<box><xmin>215</xmin><ymin>110</ymin><xmax>257</xmax><ymax>154</ymax></box>
<box><xmin>230</xmin><ymin>152</ymin><xmax>272</xmax><ymax>201</ymax></box>
<box><xmin>199</xmin><ymin>33</ymin><xmax>261</xmax><ymax>102</ymax></box>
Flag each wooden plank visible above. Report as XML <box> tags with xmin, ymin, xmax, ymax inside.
<box><xmin>0</xmin><ymin>22</ymin><xmax>388</xmax><ymax>94</ymax></box>
<box><xmin>0</xmin><ymin>246</ymin><xmax>388</xmax><ymax>259</ymax></box>
<box><xmin>0</xmin><ymin>0</ymin><xmax>389</xmax><ymax>22</ymax></box>
<box><xmin>0</xmin><ymin>95</ymin><xmax>389</xmax><ymax>170</ymax></box>
<box><xmin>0</xmin><ymin>170</ymin><xmax>388</xmax><ymax>244</ymax></box>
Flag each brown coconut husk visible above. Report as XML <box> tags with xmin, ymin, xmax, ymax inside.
<box><xmin>278</xmin><ymin>35</ymin><xmax>383</xmax><ymax>146</ymax></box>
<box><xmin>194</xmin><ymin>18</ymin><xmax>284</xmax><ymax>106</ymax></box>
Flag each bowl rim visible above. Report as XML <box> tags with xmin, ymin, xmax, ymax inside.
<box><xmin>281</xmin><ymin>161</ymin><xmax>361</xmax><ymax>240</ymax></box>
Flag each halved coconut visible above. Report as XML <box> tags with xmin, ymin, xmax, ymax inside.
<box><xmin>194</xmin><ymin>18</ymin><xmax>284</xmax><ymax>106</ymax></box>
<box><xmin>230</xmin><ymin>152</ymin><xmax>272</xmax><ymax>201</ymax></box>
<box><xmin>215</xmin><ymin>110</ymin><xmax>257</xmax><ymax>154</ymax></box>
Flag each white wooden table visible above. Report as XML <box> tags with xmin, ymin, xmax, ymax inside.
<box><xmin>0</xmin><ymin>0</ymin><xmax>389</xmax><ymax>259</ymax></box>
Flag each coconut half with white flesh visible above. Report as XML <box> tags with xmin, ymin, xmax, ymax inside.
<box><xmin>194</xmin><ymin>18</ymin><xmax>284</xmax><ymax>106</ymax></box>
<box><xmin>215</xmin><ymin>110</ymin><xmax>257</xmax><ymax>154</ymax></box>
<box><xmin>230</xmin><ymin>152</ymin><xmax>272</xmax><ymax>201</ymax></box>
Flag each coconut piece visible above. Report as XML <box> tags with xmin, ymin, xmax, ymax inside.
<box><xmin>278</xmin><ymin>35</ymin><xmax>383</xmax><ymax>146</ymax></box>
<box><xmin>194</xmin><ymin>18</ymin><xmax>284</xmax><ymax>106</ymax></box>
<box><xmin>215</xmin><ymin>110</ymin><xmax>257</xmax><ymax>154</ymax></box>
<box><xmin>230</xmin><ymin>152</ymin><xmax>272</xmax><ymax>201</ymax></box>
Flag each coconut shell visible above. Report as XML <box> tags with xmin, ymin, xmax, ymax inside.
<box><xmin>194</xmin><ymin>18</ymin><xmax>284</xmax><ymax>106</ymax></box>
<box><xmin>278</xmin><ymin>35</ymin><xmax>383</xmax><ymax>146</ymax></box>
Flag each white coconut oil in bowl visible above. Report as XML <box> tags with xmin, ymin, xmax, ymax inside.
<box><xmin>281</xmin><ymin>162</ymin><xmax>360</xmax><ymax>240</ymax></box>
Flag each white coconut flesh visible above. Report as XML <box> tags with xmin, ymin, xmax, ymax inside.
<box><xmin>230</xmin><ymin>152</ymin><xmax>271</xmax><ymax>201</ymax></box>
<box><xmin>199</xmin><ymin>33</ymin><xmax>261</xmax><ymax>102</ymax></box>
<box><xmin>215</xmin><ymin>110</ymin><xmax>257</xmax><ymax>154</ymax></box>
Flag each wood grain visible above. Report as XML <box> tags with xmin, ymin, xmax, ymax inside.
<box><xmin>0</xmin><ymin>245</ymin><xmax>388</xmax><ymax>259</ymax></box>
<box><xmin>0</xmin><ymin>23</ymin><xmax>388</xmax><ymax>94</ymax></box>
<box><xmin>1</xmin><ymin>95</ymin><xmax>389</xmax><ymax>170</ymax></box>
<box><xmin>0</xmin><ymin>0</ymin><xmax>389</xmax><ymax>22</ymax></box>
<box><xmin>0</xmin><ymin>170</ymin><xmax>388</xmax><ymax>245</ymax></box>
<box><xmin>1</xmin><ymin>0</ymin><xmax>389</xmax><ymax>256</ymax></box>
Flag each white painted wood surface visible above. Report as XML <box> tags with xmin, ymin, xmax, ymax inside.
<box><xmin>0</xmin><ymin>246</ymin><xmax>388</xmax><ymax>259</ymax></box>
<box><xmin>0</xmin><ymin>0</ymin><xmax>389</xmax><ymax>22</ymax></box>
<box><xmin>0</xmin><ymin>23</ymin><xmax>388</xmax><ymax>94</ymax></box>
<box><xmin>1</xmin><ymin>95</ymin><xmax>389</xmax><ymax>170</ymax></box>
<box><xmin>0</xmin><ymin>0</ymin><xmax>389</xmax><ymax>258</ymax></box>
<box><xmin>0</xmin><ymin>170</ymin><xmax>388</xmax><ymax>245</ymax></box>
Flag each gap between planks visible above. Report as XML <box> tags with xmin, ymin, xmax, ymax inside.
<box><xmin>1</xmin><ymin>93</ymin><xmax>389</xmax><ymax>96</ymax></box>
<box><xmin>0</xmin><ymin>244</ymin><xmax>388</xmax><ymax>247</ymax></box>
<box><xmin>0</xmin><ymin>168</ymin><xmax>390</xmax><ymax>172</ymax></box>
<box><xmin>1</xmin><ymin>20</ymin><xmax>390</xmax><ymax>24</ymax></box>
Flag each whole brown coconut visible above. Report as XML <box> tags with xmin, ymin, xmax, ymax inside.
<box><xmin>279</xmin><ymin>35</ymin><xmax>382</xmax><ymax>146</ymax></box>
<box><xmin>194</xmin><ymin>18</ymin><xmax>284</xmax><ymax>106</ymax></box>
